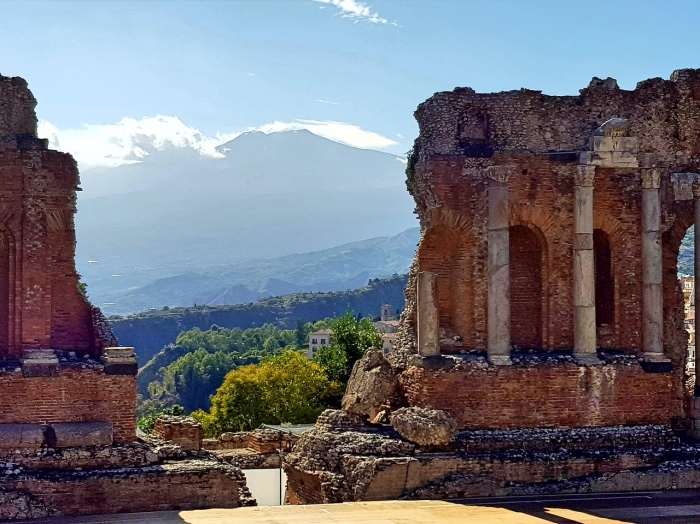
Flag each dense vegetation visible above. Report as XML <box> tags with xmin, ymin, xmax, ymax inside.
<box><xmin>139</xmin><ymin>312</ymin><xmax>383</xmax><ymax>434</ymax></box>
<box><xmin>113</xmin><ymin>273</ymin><xmax>407</xmax><ymax>366</ymax></box>
<box><xmin>192</xmin><ymin>351</ymin><xmax>343</xmax><ymax>435</ymax></box>
<box><xmin>140</xmin><ymin>320</ymin><xmax>331</xmax><ymax>412</ymax></box>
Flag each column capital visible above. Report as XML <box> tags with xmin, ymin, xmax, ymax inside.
<box><xmin>486</xmin><ymin>165</ymin><xmax>516</xmax><ymax>185</ymax></box>
<box><xmin>575</xmin><ymin>165</ymin><xmax>596</xmax><ymax>187</ymax></box>
<box><xmin>641</xmin><ymin>168</ymin><xmax>661</xmax><ymax>189</ymax></box>
<box><xmin>693</xmin><ymin>176</ymin><xmax>700</xmax><ymax>199</ymax></box>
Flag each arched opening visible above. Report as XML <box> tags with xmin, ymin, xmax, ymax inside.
<box><xmin>0</xmin><ymin>234</ymin><xmax>10</xmax><ymax>354</ymax></box>
<box><xmin>510</xmin><ymin>225</ymin><xmax>544</xmax><ymax>349</ymax></box>
<box><xmin>677</xmin><ymin>225</ymin><xmax>695</xmax><ymax>373</ymax></box>
<box><xmin>594</xmin><ymin>229</ymin><xmax>614</xmax><ymax>327</ymax></box>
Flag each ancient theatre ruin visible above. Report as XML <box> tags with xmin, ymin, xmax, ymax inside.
<box><xmin>0</xmin><ymin>74</ymin><xmax>250</xmax><ymax>519</ymax></box>
<box><xmin>285</xmin><ymin>69</ymin><xmax>700</xmax><ymax>502</ymax></box>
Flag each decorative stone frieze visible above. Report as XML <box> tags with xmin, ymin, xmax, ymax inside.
<box><xmin>670</xmin><ymin>172</ymin><xmax>697</xmax><ymax>200</ymax></box>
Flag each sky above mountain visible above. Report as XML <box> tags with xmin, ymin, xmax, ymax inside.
<box><xmin>3</xmin><ymin>0</ymin><xmax>700</xmax><ymax>169</ymax></box>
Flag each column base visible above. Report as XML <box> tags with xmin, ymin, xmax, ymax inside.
<box><xmin>573</xmin><ymin>352</ymin><xmax>602</xmax><ymax>365</ymax></box>
<box><xmin>488</xmin><ymin>355</ymin><xmax>512</xmax><ymax>366</ymax></box>
<box><xmin>642</xmin><ymin>352</ymin><xmax>671</xmax><ymax>363</ymax></box>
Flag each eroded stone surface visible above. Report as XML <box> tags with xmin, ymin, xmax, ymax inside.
<box><xmin>390</xmin><ymin>407</ymin><xmax>457</xmax><ymax>447</ymax></box>
<box><xmin>342</xmin><ymin>349</ymin><xmax>398</xmax><ymax>418</ymax></box>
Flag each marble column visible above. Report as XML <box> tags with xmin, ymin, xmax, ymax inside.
<box><xmin>417</xmin><ymin>271</ymin><xmax>439</xmax><ymax>356</ymax></box>
<box><xmin>487</xmin><ymin>165</ymin><xmax>513</xmax><ymax>366</ymax></box>
<box><xmin>573</xmin><ymin>165</ymin><xmax>598</xmax><ymax>363</ymax></box>
<box><xmin>641</xmin><ymin>167</ymin><xmax>666</xmax><ymax>361</ymax></box>
<box><xmin>694</xmin><ymin>177</ymin><xmax>700</xmax><ymax>395</ymax></box>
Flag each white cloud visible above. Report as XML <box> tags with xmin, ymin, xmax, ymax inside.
<box><xmin>38</xmin><ymin>116</ymin><xmax>397</xmax><ymax>169</ymax></box>
<box><xmin>316</xmin><ymin>99</ymin><xmax>339</xmax><ymax>105</ymax></box>
<box><xmin>312</xmin><ymin>0</ymin><xmax>391</xmax><ymax>24</ymax></box>
<box><xmin>252</xmin><ymin>119</ymin><xmax>398</xmax><ymax>150</ymax></box>
<box><xmin>38</xmin><ymin>116</ymin><xmax>239</xmax><ymax>169</ymax></box>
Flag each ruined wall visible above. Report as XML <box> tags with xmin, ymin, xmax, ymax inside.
<box><xmin>399</xmin><ymin>359</ymin><xmax>673</xmax><ymax>429</ymax></box>
<box><xmin>0</xmin><ymin>462</ymin><xmax>248</xmax><ymax>517</ymax></box>
<box><xmin>0</xmin><ymin>367</ymin><xmax>136</xmax><ymax>442</ymax></box>
<box><xmin>0</xmin><ymin>76</ymin><xmax>114</xmax><ymax>357</ymax></box>
<box><xmin>0</xmin><ymin>76</ymin><xmax>36</xmax><ymax>140</ymax></box>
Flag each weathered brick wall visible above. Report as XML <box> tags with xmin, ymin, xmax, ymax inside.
<box><xmin>0</xmin><ymin>368</ymin><xmax>136</xmax><ymax>442</ymax></box>
<box><xmin>406</xmin><ymin>71</ymin><xmax>700</xmax><ymax>357</ymax></box>
<box><xmin>0</xmin><ymin>76</ymin><xmax>36</xmax><ymax>139</ymax></box>
<box><xmin>0</xmin><ymin>463</ymin><xmax>246</xmax><ymax>517</ymax></box>
<box><xmin>153</xmin><ymin>416</ymin><xmax>203</xmax><ymax>451</ymax></box>
<box><xmin>398</xmin><ymin>361</ymin><xmax>675</xmax><ymax>429</ymax></box>
<box><xmin>0</xmin><ymin>78</ymin><xmax>115</xmax><ymax>357</ymax></box>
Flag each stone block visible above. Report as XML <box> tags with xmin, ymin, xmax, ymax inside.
<box><xmin>0</xmin><ymin>424</ymin><xmax>46</xmax><ymax>448</ymax></box>
<box><xmin>21</xmin><ymin>350</ymin><xmax>59</xmax><ymax>377</ymax></box>
<box><xmin>102</xmin><ymin>346</ymin><xmax>138</xmax><ymax>375</ymax></box>
<box><xmin>589</xmin><ymin>136</ymin><xmax>638</xmax><ymax>153</ymax></box>
<box><xmin>49</xmin><ymin>422</ymin><xmax>113</xmax><ymax>448</ymax></box>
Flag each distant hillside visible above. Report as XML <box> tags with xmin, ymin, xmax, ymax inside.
<box><xmin>100</xmin><ymin>227</ymin><xmax>419</xmax><ymax>314</ymax></box>
<box><xmin>75</xmin><ymin>129</ymin><xmax>417</xmax><ymax>316</ymax></box>
<box><xmin>111</xmin><ymin>273</ymin><xmax>408</xmax><ymax>367</ymax></box>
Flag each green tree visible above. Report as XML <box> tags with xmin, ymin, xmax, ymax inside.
<box><xmin>313</xmin><ymin>345</ymin><xmax>348</xmax><ymax>383</ymax></box>
<box><xmin>198</xmin><ymin>350</ymin><xmax>342</xmax><ymax>435</ymax></box>
<box><xmin>327</xmin><ymin>311</ymin><xmax>382</xmax><ymax>381</ymax></box>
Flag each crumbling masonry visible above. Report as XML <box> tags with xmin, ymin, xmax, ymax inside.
<box><xmin>285</xmin><ymin>69</ymin><xmax>700</xmax><ymax>503</ymax></box>
<box><xmin>0</xmin><ymin>75</ymin><xmax>250</xmax><ymax>519</ymax></box>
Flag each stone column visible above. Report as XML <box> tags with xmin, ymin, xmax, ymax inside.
<box><xmin>641</xmin><ymin>167</ymin><xmax>666</xmax><ymax>362</ymax></box>
<box><xmin>487</xmin><ymin>165</ymin><xmax>513</xmax><ymax>366</ymax></box>
<box><xmin>417</xmin><ymin>271</ymin><xmax>439</xmax><ymax>356</ymax></box>
<box><xmin>694</xmin><ymin>178</ymin><xmax>700</xmax><ymax>395</ymax></box>
<box><xmin>573</xmin><ymin>165</ymin><xmax>598</xmax><ymax>363</ymax></box>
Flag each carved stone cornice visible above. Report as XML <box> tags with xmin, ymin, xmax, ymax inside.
<box><xmin>641</xmin><ymin>168</ymin><xmax>661</xmax><ymax>189</ymax></box>
<box><xmin>486</xmin><ymin>165</ymin><xmax>515</xmax><ymax>185</ymax></box>
<box><xmin>574</xmin><ymin>165</ymin><xmax>596</xmax><ymax>187</ymax></box>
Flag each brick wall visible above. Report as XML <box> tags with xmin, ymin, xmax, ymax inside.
<box><xmin>0</xmin><ymin>368</ymin><xmax>136</xmax><ymax>442</ymax></box>
<box><xmin>399</xmin><ymin>362</ymin><xmax>676</xmax><ymax>429</ymax></box>
<box><xmin>1</xmin><ymin>463</ymin><xmax>245</xmax><ymax>516</ymax></box>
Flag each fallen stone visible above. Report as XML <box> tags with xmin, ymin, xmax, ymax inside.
<box><xmin>390</xmin><ymin>407</ymin><xmax>457</xmax><ymax>447</ymax></box>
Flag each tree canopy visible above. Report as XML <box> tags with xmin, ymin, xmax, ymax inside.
<box><xmin>192</xmin><ymin>350</ymin><xmax>342</xmax><ymax>435</ymax></box>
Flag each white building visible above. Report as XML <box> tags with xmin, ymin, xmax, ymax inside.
<box><xmin>307</xmin><ymin>329</ymin><xmax>332</xmax><ymax>359</ymax></box>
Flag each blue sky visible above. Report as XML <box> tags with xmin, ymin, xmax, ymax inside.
<box><xmin>2</xmin><ymin>0</ymin><xmax>700</xmax><ymax>168</ymax></box>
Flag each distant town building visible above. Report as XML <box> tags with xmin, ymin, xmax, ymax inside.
<box><xmin>374</xmin><ymin>319</ymin><xmax>399</xmax><ymax>334</ymax></box>
<box><xmin>680</xmin><ymin>275</ymin><xmax>696</xmax><ymax>365</ymax></box>
<box><xmin>307</xmin><ymin>329</ymin><xmax>332</xmax><ymax>359</ymax></box>
<box><xmin>380</xmin><ymin>304</ymin><xmax>393</xmax><ymax>322</ymax></box>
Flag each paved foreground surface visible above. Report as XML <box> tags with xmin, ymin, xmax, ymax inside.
<box><xmin>16</xmin><ymin>490</ymin><xmax>700</xmax><ymax>523</ymax></box>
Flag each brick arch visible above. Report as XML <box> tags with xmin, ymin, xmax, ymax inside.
<box><xmin>428</xmin><ymin>206</ymin><xmax>474</xmax><ymax>232</ymax></box>
<box><xmin>418</xmin><ymin>207</ymin><xmax>477</xmax><ymax>349</ymax></box>
<box><xmin>510</xmin><ymin>205</ymin><xmax>556</xmax><ymax>238</ymax></box>
<box><xmin>509</xmin><ymin>224</ymin><xmax>549</xmax><ymax>350</ymax></box>
<box><xmin>0</xmin><ymin>226</ymin><xmax>16</xmax><ymax>355</ymax></box>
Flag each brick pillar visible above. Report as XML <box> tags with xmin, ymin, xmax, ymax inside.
<box><xmin>641</xmin><ymin>167</ymin><xmax>667</xmax><ymax>362</ymax></box>
<box><xmin>417</xmin><ymin>271</ymin><xmax>439</xmax><ymax>356</ymax></box>
<box><xmin>487</xmin><ymin>165</ymin><xmax>513</xmax><ymax>366</ymax></box>
<box><xmin>573</xmin><ymin>165</ymin><xmax>599</xmax><ymax>364</ymax></box>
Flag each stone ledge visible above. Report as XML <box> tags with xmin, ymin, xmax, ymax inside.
<box><xmin>48</xmin><ymin>422</ymin><xmax>113</xmax><ymax>448</ymax></box>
